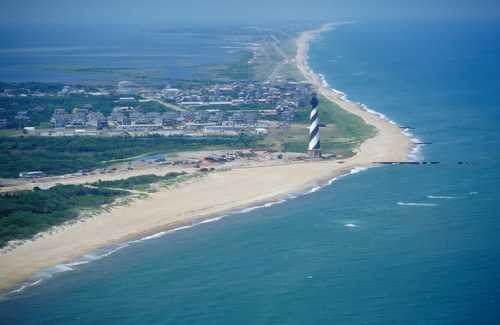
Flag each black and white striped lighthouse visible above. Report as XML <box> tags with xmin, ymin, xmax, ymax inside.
<box><xmin>308</xmin><ymin>93</ymin><xmax>321</xmax><ymax>157</ymax></box>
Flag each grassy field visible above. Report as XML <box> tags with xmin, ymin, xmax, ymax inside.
<box><xmin>261</xmin><ymin>95</ymin><xmax>375</xmax><ymax>157</ymax></box>
<box><xmin>0</xmin><ymin>129</ymin><xmax>22</xmax><ymax>137</ymax></box>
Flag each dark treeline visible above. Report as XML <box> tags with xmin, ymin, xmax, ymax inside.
<box><xmin>0</xmin><ymin>134</ymin><xmax>257</xmax><ymax>178</ymax></box>
<box><xmin>0</xmin><ymin>185</ymin><xmax>127</xmax><ymax>248</ymax></box>
<box><xmin>0</xmin><ymin>82</ymin><xmax>100</xmax><ymax>93</ymax></box>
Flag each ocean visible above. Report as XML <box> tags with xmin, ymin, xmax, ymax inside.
<box><xmin>1</xmin><ymin>20</ymin><xmax>500</xmax><ymax>324</ymax></box>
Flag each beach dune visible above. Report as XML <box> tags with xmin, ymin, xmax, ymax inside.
<box><xmin>0</xmin><ymin>24</ymin><xmax>413</xmax><ymax>293</ymax></box>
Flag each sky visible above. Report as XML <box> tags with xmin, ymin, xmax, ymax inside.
<box><xmin>1</xmin><ymin>0</ymin><xmax>500</xmax><ymax>27</ymax></box>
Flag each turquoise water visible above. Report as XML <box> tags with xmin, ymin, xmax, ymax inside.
<box><xmin>1</xmin><ymin>21</ymin><xmax>500</xmax><ymax>324</ymax></box>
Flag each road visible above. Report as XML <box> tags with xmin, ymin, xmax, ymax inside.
<box><xmin>267</xmin><ymin>36</ymin><xmax>290</xmax><ymax>82</ymax></box>
<box><xmin>142</xmin><ymin>96</ymin><xmax>188</xmax><ymax>112</ymax></box>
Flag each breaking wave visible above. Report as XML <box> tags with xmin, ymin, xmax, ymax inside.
<box><xmin>350</xmin><ymin>166</ymin><xmax>369</xmax><ymax>175</ymax></box>
<box><xmin>427</xmin><ymin>195</ymin><xmax>456</xmax><ymax>200</ymax></box>
<box><xmin>3</xmin><ymin>163</ymin><xmax>374</xmax><ymax>298</ymax></box>
<box><xmin>308</xmin><ymin>58</ymin><xmax>424</xmax><ymax>162</ymax></box>
<box><xmin>397</xmin><ymin>202</ymin><xmax>438</xmax><ymax>207</ymax></box>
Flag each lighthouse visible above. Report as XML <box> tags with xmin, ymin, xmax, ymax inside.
<box><xmin>308</xmin><ymin>93</ymin><xmax>321</xmax><ymax>157</ymax></box>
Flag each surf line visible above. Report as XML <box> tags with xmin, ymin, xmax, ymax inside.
<box><xmin>373</xmin><ymin>161</ymin><xmax>475</xmax><ymax>165</ymax></box>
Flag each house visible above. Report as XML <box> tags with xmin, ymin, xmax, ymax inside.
<box><xmin>51</xmin><ymin>109</ymin><xmax>71</xmax><ymax>128</ymax></box>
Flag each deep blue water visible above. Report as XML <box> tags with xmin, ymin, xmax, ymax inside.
<box><xmin>1</xmin><ymin>21</ymin><xmax>500</xmax><ymax>324</ymax></box>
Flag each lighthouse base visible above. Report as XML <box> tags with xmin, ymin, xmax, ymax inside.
<box><xmin>308</xmin><ymin>149</ymin><xmax>322</xmax><ymax>158</ymax></box>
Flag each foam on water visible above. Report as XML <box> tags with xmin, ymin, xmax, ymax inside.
<box><xmin>198</xmin><ymin>216</ymin><xmax>224</xmax><ymax>224</ymax></box>
<box><xmin>65</xmin><ymin>260</ymin><xmax>90</xmax><ymax>267</ymax></box>
<box><xmin>3</xmin><ymin>243</ymin><xmax>134</xmax><ymax>297</ymax></box>
<box><xmin>134</xmin><ymin>231</ymin><xmax>168</xmax><ymax>242</ymax></box>
<box><xmin>235</xmin><ymin>202</ymin><xmax>279</xmax><ymax>214</ymax></box>
<box><xmin>308</xmin><ymin>32</ymin><xmax>421</xmax><ymax>160</ymax></box>
<box><xmin>307</xmin><ymin>186</ymin><xmax>322</xmax><ymax>194</ymax></box>
<box><xmin>309</xmin><ymin>64</ymin><xmax>423</xmax><ymax>162</ymax></box>
<box><xmin>324</xmin><ymin>166</ymin><xmax>371</xmax><ymax>189</ymax></box>
<box><xmin>344</xmin><ymin>223</ymin><xmax>359</xmax><ymax>228</ymax></box>
<box><xmin>4</xmin><ymin>164</ymin><xmax>374</xmax><ymax>298</ymax></box>
<box><xmin>397</xmin><ymin>202</ymin><xmax>438</xmax><ymax>207</ymax></box>
<box><xmin>350</xmin><ymin>166</ymin><xmax>369</xmax><ymax>175</ymax></box>
<box><xmin>318</xmin><ymin>73</ymin><xmax>331</xmax><ymax>88</ymax></box>
<box><xmin>358</xmin><ymin>104</ymin><xmax>424</xmax><ymax>162</ymax></box>
<box><xmin>327</xmin><ymin>177</ymin><xmax>339</xmax><ymax>185</ymax></box>
<box><xmin>4</xmin><ymin>280</ymin><xmax>43</xmax><ymax>297</ymax></box>
<box><xmin>53</xmin><ymin>264</ymin><xmax>73</xmax><ymax>272</ymax></box>
<box><xmin>427</xmin><ymin>195</ymin><xmax>456</xmax><ymax>200</ymax></box>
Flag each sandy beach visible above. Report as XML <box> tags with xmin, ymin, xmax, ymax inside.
<box><xmin>0</xmin><ymin>24</ymin><xmax>413</xmax><ymax>293</ymax></box>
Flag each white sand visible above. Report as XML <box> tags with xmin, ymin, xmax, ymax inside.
<box><xmin>0</xmin><ymin>24</ymin><xmax>413</xmax><ymax>293</ymax></box>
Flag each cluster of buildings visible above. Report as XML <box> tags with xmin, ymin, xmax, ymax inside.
<box><xmin>51</xmin><ymin>108</ymin><xmax>103</xmax><ymax>128</ymax></box>
<box><xmin>0</xmin><ymin>84</ymin><xmax>109</xmax><ymax>129</ymax></box>
<box><xmin>166</xmin><ymin>80</ymin><xmax>311</xmax><ymax>110</ymax></box>
<box><xmin>49</xmin><ymin>106</ymin><xmax>264</xmax><ymax>136</ymax></box>
<box><xmin>43</xmin><ymin>79</ymin><xmax>313</xmax><ymax>136</ymax></box>
<box><xmin>2</xmin><ymin>79</ymin><xmax>313</xmax><ymax>136</ymax></box>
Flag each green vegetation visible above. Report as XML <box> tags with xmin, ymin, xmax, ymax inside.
<box><xmin>277</xmin><ymin>38</ymin><xmax>306</xmax><ymax>81</ymax></box>
<box><xmin>0</xmin><ymin>134</ymin><xmax>257</xmax><ymax>178</ymax></box>
<box><xmin>0</xmin><ymin>81</ymin><xmax>67</xmax><ymax>94</ymax></box>
<box><xmin>261</xmin><ymin>95</ymin><xmax>375</xmax><ymax>157</ymax></box>
<box><xmin>0</xmin><ymin>171</ymin><xmax>207</xmax><ymax>247</ymax></box>
<box><xmin>295</xmin><ymin>95</ymin><xmax>375</xmax><ymax>136</ymax></box>
<box><xmin>253</xmin><ymin>42</ymin><xmax>284</xmax><ymax>81</ymax></box>
<box><xmin>0</xmin><ymin>129</ymin><xmax>22</xmax><ymax>137</ymax></box>
<box><xmin>196</xmin><ymin>50</ymin><xmax>254</xmax><ymax>81</ymax></box>
<box><xmin>0</xmin><ymin>27</ymin><xmax>380</xmax><ymax>249</ymax></box>
<box><xmin>197</xmin><ymin>33</ymin><xmax>305</xmax><ymax>82</ymax></box>
<box><xmin>193</xmin><ymin>35</ymin><xmax>296</xmax><ymax>82</ymax></box>
<box><xmin>218</xmin><ymin>51</ymin><xmax>254</xmax><ymax>80</ymax></box>
<box><xmin>0</xmin><ymin>95</ymin><xmax>120</xmax><ymax>128</ymax></box>
<box><xmin>92</xmin><ymin>172</ymin><xmax>186</xmax><ymax>192</ymax></box>
<box><xmin>157</xmin><ymin>172</ymin><xmax>205</xmax><ymax>188</ymax></box>
<box><xmin>54</xmin><ymin>66</ymin><xmax>161</xmax><ymax>80</ymax></box>
<box><xmin>193</xmin><ymin>103</ymin><xmax>269</xmax><ymax>111</ymax></box>
<box><xmin>138</xmin><ymin>100</ymin><xmax>175</xmax><ymax>113</ymax></box>
<box><xmin>168</xmin><ymin>79</ymin><xmax>218</xmax><ymax>89</ymax></box>
<box><xmin>0</xmin><ymin>185</ymin><xmax>127</xmax><ymax>248</ymax></box>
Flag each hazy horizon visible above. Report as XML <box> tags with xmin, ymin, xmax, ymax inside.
<box><xmin>1</xmin><ymin>0</ymin><xmax>499</xmax><ymax>29</ymax></box>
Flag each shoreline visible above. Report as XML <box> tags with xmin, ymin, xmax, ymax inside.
<box><xmin>295</xmin><ymin>23</ymin><xmax>414</xmax><ymax>163</ymax></box>
<box><xmin>0</xmin><ymin>23</ymin><xmax>413</xmax><ymax>295</ymax></box>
